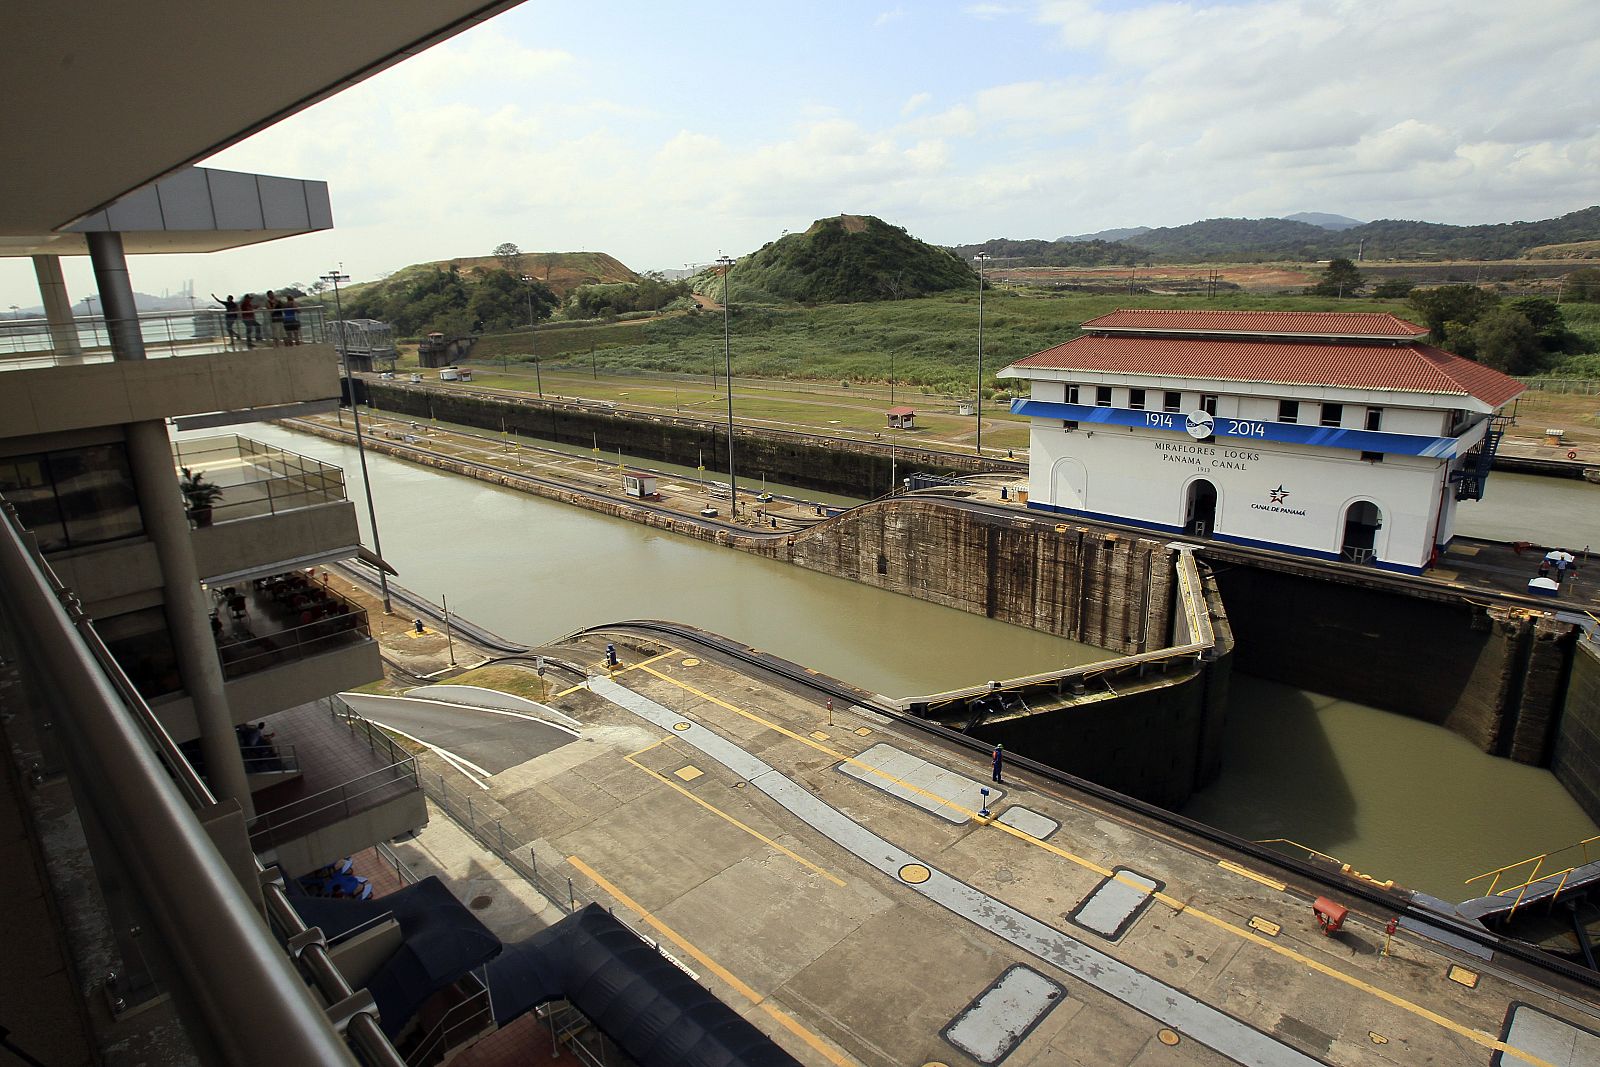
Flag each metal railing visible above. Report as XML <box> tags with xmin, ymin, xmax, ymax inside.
<box><xmin>404</xmin><ymin>974</ymin><xmax>494</xmax><ymax>1067</ymax></box>
<box><xmin>0</xmin><ymin>304</ymin><xmax>330</xmax><ymax>368</ymax></box>
<box><xmin>1464</xmin><ymin>835</ymin><xmax>1600</xmax><ymax>919</ymax></box>
<box><xmin>0</xmin><ymin>497</ymin><xmax>398</xmax><ymax>1065</ymax></box>
<box><xmin>247</xmin><ymin>756</ymin><xmax>418</xmax><ymax>850</ymax></box>
<box><xmin>174</xmin><ymin>434</ymin><xmax>348</xmax><ymax>525</ymax></box>
<box><xmin>218</xmin><ymin>601</ymin><xmax>371</xmax><ymax>679</ymax></box>
<box><xmin>242</xmin><ymin>742</ymin><xmax>299</xmax><ymax>776</ymax></box>
<box><xmin>1515</xmin><ymin>377</ymin><xmax>1600</xmax><ymax>396</ymax></box>
<box><xmin>903</xmin><ymin>545</ymin><xmax>1216</xmax><ymax>712</ymax></box>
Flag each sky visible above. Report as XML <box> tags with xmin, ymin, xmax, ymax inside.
<box><xmin>5</xmin><ymin>0</ymin><xmax>1598</xmax><ymax>310</ymax></box>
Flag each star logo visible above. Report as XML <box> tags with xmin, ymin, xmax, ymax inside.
<box><xmin>1268</xmin><ymin>485</ymin><xmax>1291</xmax><ymax>504</ymax></box>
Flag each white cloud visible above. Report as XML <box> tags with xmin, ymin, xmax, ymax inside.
<box><xmin>6</xmin><ymin>1</ymin><xmax>1598</xmax><ymax>309</ymax></box>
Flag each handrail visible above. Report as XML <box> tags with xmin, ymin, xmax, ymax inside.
<box><xmin>0</xmin><ymin>304</ymin><xmax>330</xmax><ymax>366</ymax></box>
<box><xmin>0</xmin><ymin>499</ymin><xmax>366</xmax><ymax>1065</ymax></box>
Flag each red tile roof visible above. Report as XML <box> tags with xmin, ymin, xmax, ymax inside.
<box><xmin>887</xmin><ymin>406</ymin><xmax>917</xmax><ymax>415</ymax></box>
<box><xmin>1081</xmin><ymin>308</ymin><xmax>1428</xmax><ymax>339</ymax></box>
<box><xmin>1008</xmin><ymin>334</ymin><xmax>1523</xmax><ymax>407</ymax></box>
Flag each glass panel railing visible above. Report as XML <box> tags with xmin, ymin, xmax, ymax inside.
<box><xmin>173</xmin><ymin>434</ymin><xmax>348</xmax><ymax>526</ymax></box>
<box><xmin>0</xmin><ymin>304</ymin><xmax>330</xmax><ymax>369</ymax></box>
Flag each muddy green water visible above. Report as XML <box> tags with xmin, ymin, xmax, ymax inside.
<box><xmin>254</xmin><ymin>424</ymin><xmax>1597</xmax><ymax>898</ymax></box>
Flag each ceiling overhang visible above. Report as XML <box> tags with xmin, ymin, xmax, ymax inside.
<box><xmin>4</xmin><ymin>1</ymin><xmax>524</xmax><ymax>248</ymax></box>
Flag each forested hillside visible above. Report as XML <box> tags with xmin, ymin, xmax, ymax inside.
<box><xmin>703</xmin><ymin>215</ymin><xmax>975</xmax><ymax>304</ymax></box>
<box><xmin>957</xmin><ymin>207</ymin><xmax>1600</xmax><ymax>266</ymax></box>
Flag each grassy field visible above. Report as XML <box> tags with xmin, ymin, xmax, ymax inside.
<box><xmin>462</xmin><ymin>289</ymin><xmax>1428</xmax><ymax>397</ymax></box>
<box><xmin>398</xmin><ymin>287</ymin><xmax>1596</xmax><ymax>451</ymax></box>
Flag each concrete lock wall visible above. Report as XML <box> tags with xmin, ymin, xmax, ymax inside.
<box><xmin>358</xmin><ymin>380</ymin><xmax>1011</xmax><ymax>497</ymax></box>
<box><xmin>786</xmin><ymin>499</ymin><xmax>1174</xmax><ymax>653</ymax></box>
<box><xmin>1213</xmin><ymin>564</ymin><xmax>1579</xmax><ymax>761</ymax></box>
<box><xmin>1553</xmin><ymin>643</ymin><xmax>1600</xmax><ymax>824</ymax></box>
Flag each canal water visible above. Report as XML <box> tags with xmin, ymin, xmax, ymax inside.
<box><xmin>249</xmin><ymin>423</ymin><xmax>1598</xmax><ymax>899</ymax></box>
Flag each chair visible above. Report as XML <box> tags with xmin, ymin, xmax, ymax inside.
<box><xmin>227</xmin><ymin>594</ymin><xmax>249</xmax><ymax>625</ymax></box>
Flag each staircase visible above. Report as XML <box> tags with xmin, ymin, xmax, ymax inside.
<box><xmin>1453</xmin><ymin>415</ymin><xmax>1510</xmax><ymax>501</ymax></box>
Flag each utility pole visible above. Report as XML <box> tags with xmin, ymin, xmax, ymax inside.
<box><xmin>975</xmin><ymin>251</ymin><xmax>990</xmax><ymax>456</ymax></box>
<box><xmin>521</xmin><ymin>274</ymin><xmax>543</xmax><ymax>397</ymax></box>
<box><xmin>322</xmin><ymin>267</ymin><xmax>391</xmax><ymax>614</ymax></box>
<box><xmin>718</xmin><ymin>254</ymin><xmax>738</xmax><ymax>516</ymax></box>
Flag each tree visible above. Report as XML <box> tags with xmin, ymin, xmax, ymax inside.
<box><xmin>468</xmin><ymin>269</ymin><xmax>556</xmax><ymax>331</ymax></box>
<box><xmin>1407</xmin><ymin>285</ymin><xmax>1499</xmax><ymax>340</ymax></box>
<box><xmin>1471</xmin><ymin>307</ymin><xmax>1544</xmax><ymax>375</ymax></box>
<box><xmin>1371</xmin><ymin>279</ymin><xmax>1414</xmax><ymax>299</ymax></box>
<box><xmin>1507</xmin><ymin>297</ymin><xmax>1582</xmax><ymax>356</ymax></box>
<box><xmin>1307</xmin><ymin>258</ymin><xmax>1365</xmax><ymax>297</ymax></box>
<box><xmin>1564</xmin><ymin>267</ymin><xmax>1600</xmax><ymax>303</ymax></box>
<box><xmin>492</xmin><ymin>242</ymin><xmax>524</xmax><ymax>274</ymax></box>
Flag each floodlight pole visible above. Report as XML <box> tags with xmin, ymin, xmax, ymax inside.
<box><xmin>718</xmin><ymin>255</ymin><xmax>737</xmax><ymax>518</ymax></box>
<box><xmin>975</xmin><ymin>251</ymin><xmax>991</xmax><ymax>456</ymax></box>
<box><xmin>521</xmin><ymin>274</ymin><xmax>544</xmax><ymax>397</ymax></box>
<box><xmin>323</xmin><ymin>268</ymin><xmax>391</xmax><ymax>614</ymax></box>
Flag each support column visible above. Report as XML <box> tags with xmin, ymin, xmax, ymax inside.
<box><xmin>88</xmin><ymin>233</ymin><xmax>253</xmax><ymax>817</ymax></box>
<box><xmin>31</xmin><ymin>254</ymin><xmax>81</xmax><ymax>357</ymax></box>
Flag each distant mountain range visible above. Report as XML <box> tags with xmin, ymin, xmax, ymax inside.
<box><xmin>956</xmin><ymin>206</ymin><xmax>1600</xmax><ymax>265</ymax></box>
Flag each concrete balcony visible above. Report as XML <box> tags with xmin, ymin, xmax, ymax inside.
<box><xmin>0</xmin><ymin>336</ymin><xmax>340</xmax><ymax>441</ymax></box>
<box><xmin>244</xmin><ymin>702</ymin><xmax>427</xmax><ymax>877</ymax></box>
<box><xmin>153</xmin><ymin>576</ymin><xmax>381</xmax><ymax>742</ymax></box>
<box><xmin>175</xmin><ymin>435</ymin><xmax>361</xmax><ymax>583</ymax></box>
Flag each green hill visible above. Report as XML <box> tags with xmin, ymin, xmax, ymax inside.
<box><xmin>703</xmin><ymin>215</ymin><xmax>976</xmax><ymax>305</ymax></box>
<box><xmin>955</xmin><ymin>207</ymin><xmax>1600</xmax><ymax>267</ymax></box>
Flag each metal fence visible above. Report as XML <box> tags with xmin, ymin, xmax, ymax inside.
<box><xmin>1516</xmin><ymin>377</ymin><xmax>1600</xmax><ymax>395</ymax></box>
<box><xmin>173</xmin><ymin>435</ymin><xmax>348</xmax><ymax>524</ymax></box>
<box><xmin>333</xmin><ymin>701</ymin><xmax>700</xmax><ymax>970</ymax></box>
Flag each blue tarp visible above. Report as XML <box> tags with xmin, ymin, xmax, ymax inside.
<box><xmin>486</xmin><ymin>904</ymin><xmax>802</xmax><ymax>1067</ymax></box>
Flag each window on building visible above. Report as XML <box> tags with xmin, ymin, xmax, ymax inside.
<box><xmin>98</xmin><ymin>606</ymin><xmax>181</xmax><ymax>699</ymax></box>
<box><xmin>1278</xmin><ymin>399</ymin><xmax>1300</xmax><ymax>424</ymax></box>
<box><xmin>1065</xmin><ymin>384</ymin><xmax>1080</xmax><ymax>404</ymax></box>
<box><xmin>0</xmin><ymin>443</ymin><xmax>143</xmax><ymax>552</ymax></box>
<box><xmin>1129</xmin><ymin>388</ymin><xmax>1146</xmax><ymax>410</ymax></box>
<box><xmin>1361</xmin><ymin>451</ymin><xmax>1384</xmax><ymax>463</ymax></box>
<box><xmin>1095</xmin><ymin>386</ymin><xmax>1113</xmax><ymax>407</ymax></box>
<box><xmin>1365</xmin><ymin>407</ymin><xmax>1383</xmax><ymax>431</ymax></box>
<box><xmin>1163</xmin><ymin>391</ymin><xmax>1182</xmax><ymax>413</ymax></box>
<box><xmin>1200</xmin><ymin>394</ymin><xmax>1218</xmax><ymax>415</ymax></box>
<box><xmin>1321</xmin><ymin>403</ymin><xmax>1343</xmax><ymax>427</ymax></box>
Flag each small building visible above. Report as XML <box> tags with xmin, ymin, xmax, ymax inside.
<box><xmin>622</xmin><ymin>470</ymin><xmax>659</xmax><ymax>499</ymax></box>
<box><xmin>958</xmin><ymin>399</ymin><xmax>976</xmax><ymax>416</ymax></box>
<box><xmin>1001</xmin><ymin>309</ymin><xmax>1524</xmax><ymax>574</ymax></box>
<box><xmin>418</xmin><ymin>331</ymin><xmax>478</xmax><ymax>368</ymax></box>
<box><xmin>887</xmin><ymin>406</ymin><xmax>917</xmax><ymax>429</ymax></box>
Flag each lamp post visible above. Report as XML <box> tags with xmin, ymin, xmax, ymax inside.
<box><xmin>974</xmin><ymin>251</ymin><xmax>990</xmax><ymax>456</ymax></box>
<box><xmin>84</xmin><ymin>293</ymin><xmax>101</xmax><ymax>346</ymax></box>
<box><xmin>322</xmin><ymin>268</ymin><xmax>392</xmax><ymax>614</ymax></box>
<box><xmin>717</xmin><ymin>254</ymin><xmax>737</xmax><ymax>517</ymax></box>
<box><xmin>520</xmin><ymin>274</ymin><xmax>544</xmax><ymax>397</ymax></box>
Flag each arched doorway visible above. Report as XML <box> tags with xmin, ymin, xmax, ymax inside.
<box><xmin>1184</xmin><ymin>479</ymin><xmax>1217</xmax><ymax>537</ymax></box>
<box><xmin>1342</xmin><ymin>500</ymin><xmax>1383</xmax><ymax>562</ymax></box>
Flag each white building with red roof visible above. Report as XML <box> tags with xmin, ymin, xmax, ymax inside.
<box><xmin>1001</xmin><ymin>309</ymin><xmax>1524</xmax><ymax>574</ymax></box>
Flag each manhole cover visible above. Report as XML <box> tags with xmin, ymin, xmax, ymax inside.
<box><xmin>470</xmin><ymin>895</ymin><xmax>493</xmax><ymax>911</ymax></box>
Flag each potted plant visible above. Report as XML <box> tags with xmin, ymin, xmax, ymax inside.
<box><xmin>180</xmin><ymin>467</ymin><xmax>223</xmax><ymax>526</ymax></box>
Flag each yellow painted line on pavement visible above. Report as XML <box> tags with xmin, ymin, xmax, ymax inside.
<box><xmin>623</xmin><ymin>664</ymin><xmax>1553</xmax><ymax>1066</ymax></box>
<box><xmin>1218</xmin><ymin>860</ymin><xmax>1287</xmax><ymax>891</ymax></box>
<box><xmin>567</xmin><ymin>855</ymin><xmax>858</xmax><ymax>1066</ymax></box>
<box><xmin>552</xmin><ymin>648</ymin><xmax>683</xmax><ymax>698</ymax></box>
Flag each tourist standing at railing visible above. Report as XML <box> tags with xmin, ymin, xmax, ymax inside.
<box><xmin>282</xmin><ymin>294</ymin><xmax>301</xmax><ymax>345</ymax></box>
<box><xmin>267</xmin><ymin>291</ymin><xmax>287</xmax><ymax>347</ymax></box>
<box><xmin>239</xmin><ymin>294</ymin><xmax>263</xmax><ymax>347</ymax></box>
<box><xmin>211</xmin><ymin>293</ymin><xmax>240</xmax><ymax>345</ymax></box>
